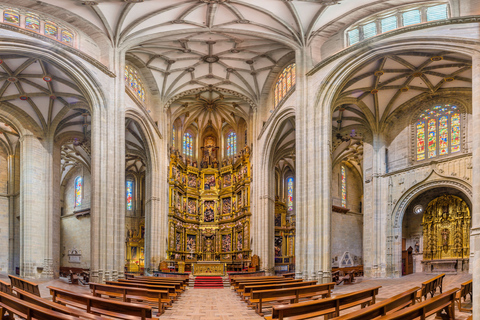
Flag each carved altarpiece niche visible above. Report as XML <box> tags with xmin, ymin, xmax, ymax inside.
<box><xmin>167</xmin><ymin>142</ymin><xmax>251</xmax><ymax>263</ymax></box>
<box><xmin>422</xmin><ymin>195</ymin><xmax>470</xmax><ymax>261</ymax></box>
<box><xmin>274</xmin><ymin>200</ymin><xmax>295</xmax><ymax>272</ymax></box>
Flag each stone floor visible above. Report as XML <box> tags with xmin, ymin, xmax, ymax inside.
<box><xmin>0</xmin><ymin>273</ymin><xmax>473</xmax><ymax>319</ymax></box>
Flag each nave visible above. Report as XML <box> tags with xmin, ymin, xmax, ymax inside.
<box><xmin>0</xmin><ymin>272</ymin><xmax>473</xmax><ymax>320</ymax></box>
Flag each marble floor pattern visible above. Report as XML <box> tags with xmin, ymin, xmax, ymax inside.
<box><xmin>0</xmin><ymin>273</ymin><xmax>473</xmax><ymax>319</ymax></box>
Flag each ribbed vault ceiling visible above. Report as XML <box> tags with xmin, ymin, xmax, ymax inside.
<box><xmin>126</xmin><ymin>118</ymin><xmax>147</xmax><ymax>174</ymax></box>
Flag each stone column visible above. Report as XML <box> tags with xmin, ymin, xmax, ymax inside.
<box><xmin>362</xmin><ymin>134</ymin><xmax>387</xmax><ymax>278</ymax></box>
<box><xmin>90</xmin><ymin>54</ymin><xmax>126</xmax><ymax>283</ymax></box>
<box><xmin>7</xmin><ymin>154</ymin><xmax>15</xmax><ymax>275</ymax></box>
<box><xmin>470</xmin><ymin>52</ymin><xmax>480</xmax><ymax>319</ymax></box>
<box><xmin>19</xmin><ymin>134</ymin><xmax>55</xmax><ymax>278</ymax></box>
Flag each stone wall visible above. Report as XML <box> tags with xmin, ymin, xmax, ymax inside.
<box><xmin>60</xmin><ymin>166</ymin><xmax>91</xmax><ymax>269</ymax></box>
<box><xmin>331</xmin><ymin>211</ymin><xmax>363</xmax><ymax>267</ymax></box>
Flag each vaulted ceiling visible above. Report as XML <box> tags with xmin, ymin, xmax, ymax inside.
<box><xmin>0</xmin><ymin>118</ymin><xmax>19</xmax><ymax>156</ymax></box>
<box><xmin>332</xmin><ymin>50</ymin><xmax>472</xmax><ymax>163</ymax></box>
<box><xmin>126</xmin><ymin>118</ymin><xmax>147</xmax><ymax>174</ymax></box>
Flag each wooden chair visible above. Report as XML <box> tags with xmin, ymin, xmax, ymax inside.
<box><xmin>416</xmin><ymin>273</ymin><xmax>445</xmax><ymax>302</ymax></box>
<box><xmin>48</xmin><ymin>286</ymin><xmax>157</xmax><ymax>320</ymax></box>
<box><xmin>331</xmin><ymin>287</ymin><xmax>420</xmax><ymax>319</ymax></box>
<box><xmin>67</xmin><ymin>270</ymin><xmax>79</xmax><ymax>285</ymax></box>
<box><xmin>265</xmin><ymin>286</ymin><xmax>381</xmax><ymax>320</ymax></box>
<box><xmin>377</xmin><ymin>288</ymin><xmax>459</xmax><ymax>320</ymax></box>
<box><xmin>8</xmin><ymin>274</ymin><xmax>40</xmax><ymax>297</ymax></box>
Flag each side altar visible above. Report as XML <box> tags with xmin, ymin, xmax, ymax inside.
<box><xmin>193</xmin><ymin>261</ymin><xmax>226</xmax><ymax>276</ymax></box>
<box><xmin>167</xmin><ymin>136</ymin><xmax>252</xmax><ymax>267</ymax></box>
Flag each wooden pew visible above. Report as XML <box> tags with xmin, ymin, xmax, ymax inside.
<box><xmin>233</xmin><ymin>278</ymin><xmax>288</xmax><ymax>292</ymax></box>
<box><xmin>119</xmin><ymin>279</ymin><xmax>186</xmax><ymax>291</ymax></box>
<box><xmin>137</xmin><ymin>275</ymin><xmax>189</xmax><ymax>284</ymax></box>
<box><xmin>48</xmin><ymin>286</ymin><xmax>157</xmax><ymax>320</ymax></box>
<box><xmin>265</xmin><ymin>286</ymin><xmax>381</xmax><ymax>320</ymax></box>
<box><xmin>377</xmin><ymin>288</ymin><xmax>459</xmax><ymax>320</ymax></box>
<box><xmin>455</xmin><ymin>279</ymin><xmax>472</xmax><ymax>312</ymax></box>
<box><xmin>106</xmin><ymin>281</ymin><xmax>180</xmax><ymax>298</ymax></box>
<box><xmin>250</xmin><ymin>282</ymin><xmax>336</xmax><ymax>316</ymax></box>
<box><xmin>89</xmin><ymin>282</ymin><xmax>171</xmax><ymax>312</ymax></box>
<box><xmin>8</xmin><ymin>274</ymin><xmax>40</xmax><ymax>297</ymax></box>
<box><xmin>0</xmin><ymin>280</ymin><xmax>11</xmax><ymax>295</ymax></box>
<box><xmin>332</xmin><ymin>270</ymin><xmax>340</xmax><ymax>284</ymax></box>
<box><xmin>282</xmin><ymin>273</ymin><xmax>296</xmax><ymax>279</ymax></box>
<box><xmin>416</xmin><ymin>273</ymin><xmax>445</xmax><ymax>302</ymax></box>
<box><xmin>16</xmin><ymin>288</ymin><xmax>104</xmax><ymax>320</ymax></box>
<box><xmin>236</xmin><ymin>279</ymin><xmax>302</xmax><ymax>295</ymax></box>
<box><xmin>68</xmin><ymin>270</ymin><xmax>79</xmax><ymax>285</ymax></box>
<box><xmin>0</xmin><ymin>291</ymin><xmax>80</xmax><ymax>320</ymax></box>
<box><xmin>243</xmin><ymin>281</ymin><xmax>317</xmax><ymax>301</ymax></box>
<box><xmin>231</xmin><ymin>276</ymin><xmax>282</xmax><ymax>286</ymax></box>
<box><xmin>331</xmin><ymin>287</ymin><xmax>420</xmax><ymax>320</ymax></box>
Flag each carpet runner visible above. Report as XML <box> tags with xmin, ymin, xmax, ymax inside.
<box><xmin>193</xmin><ymin>276</ymin><xmax>224</xmax><ymax>288</ymax></box>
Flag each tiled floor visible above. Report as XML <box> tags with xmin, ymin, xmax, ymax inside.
<box><xmin>0</xmin><ymin>273</ymin><xmax>473</xmax><ymax>319</ymax></box>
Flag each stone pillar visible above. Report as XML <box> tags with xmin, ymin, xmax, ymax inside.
<box><xmin>7</xmin><ymin>154</ymin><xmax>15</xmax><ymax>275</ymax></box>
<box><xmin>471</xmin><ymin>52</ymin><xmax>480</xmax><ymax>319</ymax></box>
<box><xmin>90</xmin><ymin>55</ymin><xmax>126</xmax><ymax>283</ymax></box>
<box><xmin>19</xmin><ymin>134</ymin><xmax>55</xmax><ymax>278</ymax></box>
<box><xmin>362</xmin><ymin>134</ymin><xmax>387</xmax><ymax>278</ymax></box>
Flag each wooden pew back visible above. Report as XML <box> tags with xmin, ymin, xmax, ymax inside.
<box><xmin>106</xmin><ymin>281</ymin><xmax>178</xmax><ymax>294</ymax></box>
<box><xmin>244</xmin><ymin>281</ymin><xmax>316</xmax><ymax>296</ymax></box>
<box><xmin>456</xmin><ymin>279</ymin><xmax>472</xmax><ymax>312</ymax></box>
<box><xmin>48</xmin><ymin>286</ymin><xmax>154</xmax><ymax>319</ymax></box>
<box><xmin>269</xmin><ymin>286</ymin><xmax>381</xmax><ymax>320</ymax></box>
<box><xmin>0</xmin><ymin>280</ymin><xmax>11</xmax><ymax>295</ymax></box>
<box><xmin>331</xmin><ymin>287</ymin><xmax>420</xmax><ymax>320</ymax></box>
<box><xmin>8</xmin><ymin>274</ymin><xmax>40</xmax><ymax>297</ymax></box>
<box><xmin>378</xmin><ymin>288</ymin><xmax>459</xmax><ymax>320</ymax></box>
<box><xmin>418</xmin><ymin>273</ymin><xmax>445</xmax><ymax>301</ymax></box>
<box><xmin>0</xmin><ymin>291</ymin><xmax>78</xmax><ymax>320</ymax></box>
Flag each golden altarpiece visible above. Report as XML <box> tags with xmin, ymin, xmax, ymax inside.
<box><xmin>421</xmin><ymin>195</ymin><xmax>470</xmax><ymax>273</ymax></box>
<box><xmin>167</xmin><ymin>143</ymin><xmax>252</xmax><ymax>271</ymax></box>
<box><xmin>274</xmin><ymin>199</ymin><xmax>295</xmax><ymax>273</ymax></box>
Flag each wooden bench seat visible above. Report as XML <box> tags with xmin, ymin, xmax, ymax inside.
<box><xmin>417</xmin><ymin>273</ymin><xmax>445</xmax><ymax>302</ymax></box>
<box><xmin>251</xmin><ymin>282</ymin><xmax>336</xmax><ymax>316</ymax></box>
<box><xmin>8</xmin><ymin>274</ymin><xmax>40</xmax><ymax>297</ymax></box>
<box><xmin>282</xmin><ymin>273</ymin><xmax>296</xmax><ymax>279</ymax></box>
<box><xmin>0</xmin><ymin>291</ymin><xmax>81</xmax><ymax>320</ymax></box>
<box><xmin>377</xmin><ymin>288</ymin><xmax>459</xmax><ymax>320</ymax></box>
<box><xmin>136</xmin><ymin>276</ymin><xmax>189</xmax><ymax>285</ymax></box>
<box><xmin>243</xmin><ymin>281</ymin><xmax>317</xmax><ymax>301</ymax></box>
<box><xmin>455</xmin><ymin>279</ymin><xmax>472</xmax><ymax>312</ymax></box>
<box><xmin>265</xmin><ymin>286</ymin><xmax>381</xmax><ymax>320</ymax></box>
<box><xmin>234</xmin><ymin>278</ymin><xmax>290</xmax><ymax>292</ymax></box>
<box><xmin>110</xmin><ymin>280</ymin><xmax>181</xmax><ymax>293</ymax></box>
<box><xmin>89</xmin><ymin>282</ymin><xmax>171</xmax><ymax>313</ymax></box>
<box><xmin>231</xmin><ymin>276</ymin><xmax>283</xmax><ymax>286</ymax></box>
<box><xmin>331</xmin><ymin>287</ymin><xmax>420</xmax><ymax>320</ymax></box>
<box><xmin>48</xmin><ymin>286</ymin><xmax>157</xmax><ymax>320</ymax></box>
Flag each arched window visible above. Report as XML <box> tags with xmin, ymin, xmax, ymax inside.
<box><xmin>287</xmin><ymin>177</ymin><xmax>294</xmax><ymax>211</ymax></box>
<box><xmin>415</xmin><ymin>104</ymin><xmax>461</xmax><ymax>161</ymax></box>
<box><xmin>74</xmin><ymin>176</ymin><xmax>82</xmax><ymax>207</ymax></box>
<box><xmin>227</xmin><ymin>131</ymin><xmax>236</xmax><ymax>157</ymax></box>
<box><xmin>183</xmin><ymin>132</ymin><xmax>193</xmax><ymax>157</ymax></box>
<box><xmin>274</xmin><ymin>63</ymin><xmax>296</xmax><ymax>107</ymax></box>
<box><xmin>124</xmin><ymin>65</ymin><xmax>146</xmax><ymax>103</ymax></box>
<box><xmin>341</xmin><ymin>166</ymin><xmax>346</xmax><ymax>208</ymax></box>
<box><xmin>126</xmin><ymin>180</ymin><xmax>133</xmax><ymax>211</ymax></box>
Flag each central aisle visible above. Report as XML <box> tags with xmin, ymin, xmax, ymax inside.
<box><xmin>162</xmin><ymin>287</ymin><xmax>262</xmax><ymax>320</ymax></box>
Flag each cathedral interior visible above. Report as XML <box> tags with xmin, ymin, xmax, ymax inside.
<box><xmin>0</xmin><ymin>0</ymin><xmax>479</xmax><ymax>318</ymax></box>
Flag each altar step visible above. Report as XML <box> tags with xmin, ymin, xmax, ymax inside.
<box><xmin>193</xmin><ymin>276</ymin><xmax>224</xmax><ymax>288</ymax></box>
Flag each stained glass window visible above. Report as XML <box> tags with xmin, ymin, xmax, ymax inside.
<box><xmin>287</xmin><ymin>177</ymin><xmax>293</xmax><ymax>211</ymax></box>
<box><xmin>274</xmin><ymin>63</ymin><xmax>296</xmax><ymax>107</ymax></box>
<box><xmin>74</xmin><ymin>176</ymin><xmax>82</xmax><ymax>207</ymax></box>
<box><xmin>451</xmin><ymin>113</ymin><xmax>460</xmax><ymax>153</ymax></box>
<box><xmin>227</xmin><ymin>131</ymin><xmax>237</xmax><ymax>157</ymax></box>
<box><xmin>416</xmin><ymin>105</ymin><xmax>461</xmax><ymax>161</ymax></box>
<box><xmin>427</xmin><ymin>4</ymin><xmax>447</xmax><ymax>21</ymax></box>
<box><xmin>44</xmin><ymin>21</ymin><xmax>58</xmax><ymax>38</ymax></box>
<box><xmin>362</xmin><ymin>22</ymin><xmax>376</xmax><ymax>39</ymax></box>
<box><xmin>172</xmin><ymin>126</ymin><xmax>175</xmax><ymax>146</ymax></box>
<box><xmin>126</xmin><ymin>180</ymin><xmax>133</xmax><ymax>211</ymax></box>
<box><xmin>124</xmin><ymin>66</ymin><xmax>146</xmax><ymax>103</ymax></box>
<box><xmin>381</xmin><ymin>15</ymin><xmax>397</xmax><ymax>33</ymax></box>
<box><xmin>4</xmin><ymin>10</ymin><xmax>19</xmax><ymax>25</ymax></box>
<box><xmin>183</xmin><ymin>132</ymin><xmax>193</xmax><ymax>157</ymax></box>
<box><xmin>416</xmin><ymin>121</ymin><xmax>425</xmax><ymax>161</ymax></box>
<box><xmin>348</xmin><ymin>29</ymin><xmax>360</xmax><ymax>45</ymax></box>
<box><xmin>341</xmin><ymin>166</ymin><xmax>346</xmax><ymax>208</ymax></box>
<box><xmin>403</xmin><ymin>9</ymin><xmax>421</xmax><ymax>26</ymax></box>
<box><xmin>25</xmin><ymin>15</ymin><xmax>40</xmax><ymax>31</ymax></box>
<box><xmin>61</xmin><ymin>30</ymin><xmax>74</xmax><ymax>45</ymax></box>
